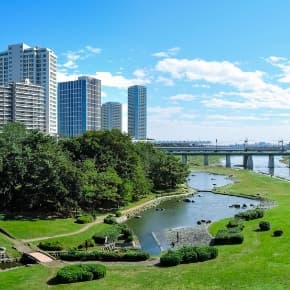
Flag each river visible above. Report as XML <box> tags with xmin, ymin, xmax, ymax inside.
<box><xmin>127</xmin><ymin>171</ymin><xmax>260</xmax><ymax>255</ymax></box>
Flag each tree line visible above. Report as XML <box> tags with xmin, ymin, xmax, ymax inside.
<box><xmin>0</xmin><ymin>123</ymin><xmax>188</xmax><ymax>215</ymax></box>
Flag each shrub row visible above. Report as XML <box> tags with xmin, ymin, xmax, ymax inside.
<box><xmin>160</xmin><ymin>246</ymin><xmax>218</xmax><ymax>267</ymax></box>
<box><xmin>56</xmin><ymin>263</ymin><xmax>106</xmax><ymax>284</ymax></box>
<box><xmin>214</xmin><ymin>229</ymin><xmax>244</xmax><ymax>245</ymax></box>
<box><xmin>75</xmin><ymin>215</ymin><xmax>93</xmax><ymax>224</ymax></box>
<box><xmin>59</xmin><ymin>249</ymin><xmax>150</xmax><ymax>262</ymax></box>
<box><xmin>235</xmin><ymin>208</ymin><xmax>264</xmax><ymax>221</ymax></box>
<box><xmin>38</xmin><ymin>241</ymin><xmax>64</xmax><ymax>251</ymax></box>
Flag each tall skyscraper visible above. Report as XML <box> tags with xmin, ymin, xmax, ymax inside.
<box><xmin>58</xmin><ymin>76</ymin><xmax>101</xmax><ymax>137</ymax></box>
<box><xmin>0</xmin><ymin>43</ymin><xmax>57</xmax><ymax>134</ymax></box>
<box><xmin>0</xmin><ymin>81</ymin><xmax>45</xmax><ymax>131</ymax></box>
<box><xmin>128</xmin><ymin>85</ymin><xmax>147</xmax><ymax>140</ymax></box>
<box><xmin>101</xmin><ymin>102</ymin><xmax>122</xmax><ymax>131</ymax></box>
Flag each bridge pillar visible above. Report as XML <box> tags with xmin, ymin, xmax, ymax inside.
<box><xmin>204</xmin><ymin>154</ymin><xmax>209</xmax><ymax>166</ymax></box>
<box><xmin>181</xmin><ymin>154</ymin><xmax>188</xmax><ymax>165</ymax></box>
<box><xmin>243</xmin><ymin>155</ymin><xmax>253</xmax><ymax>169</ymax></box>
<box><xmin>247</xmin><ymin>155</ymin><xmax>253</xmax><ymax>170</ymax></box>
<box><xmin>268</xmin><ymin>154</ymin><xmax>274</xmax><ymax>168</ymax></box>
<box><xmin>225</xmin><ymin>154</ymin><xmax>231</xmax><ymax>168</ymax></box>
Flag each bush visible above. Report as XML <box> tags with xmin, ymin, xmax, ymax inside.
<box><xmin>38</xmin><ymin>240</ymin><xmax>64</xmax><ymax>251</ymax></box>
<box><xmin>259</xmin><ymin>221</ymin><xmax>271</xmax><ymax>231</ymax></box>
<box><xmin>56</xmin><ymin>263</ymin><xmax>106</xmax><ymax>284</ymax></box>
<box><xmin>273</xmin><ymin>229</ymin><xmax>283</xmax><ymax>237</ymax></box>
<box><xmin>104</xmin><ymin>215</ymin><xmax>117</xmax><ymax>224</ymax></box>
<box><xmin>160</xmin><ymin>250</ymin><xmax>181</xmax><ymax>267</ymax></box>
<box><xmin>115</xmin><ymin>210</ymin><xmax>122</xmax><ymax>217</ymax></box>
<box><xmin>214</xmin><ymin>229</ymin><xmax>244</xmax><ymax>245</ymax></box>
<box><xmin>235</xmin><ymin>208</ymin><xmax>264</xmax><ymax>221</ymax></box>
<box><xmin>125</xmin><ymin>234</ymin><xmax>134</xmax><ymax>242</ymax></box>
<box><xmin>60</xmin><ymin>249</ymin><xmax>149</xmax><ymax>262</ymax></box>
<box><xmin>75</xmin><ymin>215</ymin><xmax>93</xmax><ymax>224</ymax></box>
<box><xmin>159</xmin><ymin>246</ymin><xmax>218</xmax><ymax>267</ymax></box>
<box><xmin>227</xmin><ymin>219</ymin><xmax>244</xmax><ymax>231</ymax></box>
<box><xmin>77</xmin><ymin>239</ymin><xmax>95</xmax><ymax>249</ymax></box>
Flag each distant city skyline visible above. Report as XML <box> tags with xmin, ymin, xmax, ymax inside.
<box><xmin>2</xmin><ymin>1</ymin><xmax>290</xmax><ymax>142</ymax></box>
<box><xmin>101</xmin><ymin>102</ymin><xmax>122</xmax><ymax>131</ymax></box>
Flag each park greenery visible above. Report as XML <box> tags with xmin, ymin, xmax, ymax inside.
<box><xmin>0</xmin><ymin>123</ymin><xmax>188</xmax><ymax>215</ymax></box>
<box><xmin>2</xmin><ymin>167</ymin><xmax>290</xmax><ymax>288</ymax></box>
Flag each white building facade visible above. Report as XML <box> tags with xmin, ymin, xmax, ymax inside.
<box><xmin>0</xmin><ymin>43</ymin><xmax>57</xmax><ymax>134</ymax></box>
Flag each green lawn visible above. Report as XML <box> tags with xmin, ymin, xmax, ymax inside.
<box><xmin>0</xmin><ymin>233</ymin><xmax>20</xmax><ymax>258</ymax></box>
<box><xmin>0</xmin><ymin>218</ymin><xmax>83</xmax><ymax>239</ymax></box>
<box><xmin>2</xmin><ymin>167</ymin><xmax>290</xmax><ymax>289</ymax></box>
<box><xmin>31</xmin><ymin>223</ymin><xmax>114</xmax><ymax>249</ymax></box>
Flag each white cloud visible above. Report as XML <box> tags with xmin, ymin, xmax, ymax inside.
<box><xmin>152</xmin><ymin>47</ymin><xmax>180</xmax><ymax>58</ymax></box>
<box><xmin>207</xmin><ymin>114</ymin><xmax>267</xmax><ymax>121</ymax></box>
<box><xmin>156</xmin><ymin>76</ymin><xmax>174</xmax><ymax>86</ymax></box>
<box><xmin>94</xmin><ymin>72</ymin><xmax>151</xmax><ymax>89</ymax></box>
<box><xmin>169</xmin><ymin>94</ymin><xmax>196</xmax><ymax>101</ymax></box>
<box><xmin>56</xmin><ymin>71</ymin><xmax>79</xmax><ymax>82</ymax></box>
<box><xmin>60</xmin><ymin>45</ymin><xmax>102</xmax><ymax>70</ymax></box>
<box><xmin>156</xmin><ymin>58</ymin><xmax>266</xmax><ymax>91</ymax></box>
<box><xmin>265</xmin><ymin>55</ymin><xmax>290</xmax><ymax>83</ymax></box>
<box><xmin>133</xmin><ymin>69</ymin><xmax>146</xmax><ymax>78</ymax></box>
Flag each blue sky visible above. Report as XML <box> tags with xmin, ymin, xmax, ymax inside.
<box><xmin>2</xmin><ymin>0</ymin><xmax>290</xmax><ymax>143</ymax></box>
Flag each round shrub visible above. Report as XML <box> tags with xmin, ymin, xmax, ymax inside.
<box><xmin>227</xmin><ymin>219</ymin><xmax>244</xmax><ymax>231</ymax></box>
<box><xmin>178</xmin><ymin>247</ymin><xmax>198</xmax><ymax>263</ymax></box>
<box><xmin>273</xmin><ymin>229</ymin><xmax>283</xmax><ymax>237</ymax></box>
<box><xmin>82</xmin><ymin>264</ymin><xmax>106</xmax><ymax>279</ymax></box>
<box><xmin>38</xmin><ymin>240</ymin><xmax>64</xmax><ymax>251</ymax></box>
<box><xmin>259</xmin><ymin>221</ymin><xmax>271</xmax><ymax>231</ymax></box>
<box><xmin>75</xmin><ymin>215</ymin><xmax>93</xmax><ymax>224</ymax></box>
<box><xmin>160</xmin><ymin>250</ymin><xmax>181</xmax><ymax>267</ymax></box>
<box><xmin>115</xmin><ymin>210</ymin><xmax>122</xmax><ymax>217</ymax></box>
<box><xmin>56</xmin><ymin>264</ymin><xmax>93</xmax><ymax>283</ymax></box>
<box><xmin>104</xmin><ymin>215</ymin><xmax>117</xmax><ymax>225</ymax></box>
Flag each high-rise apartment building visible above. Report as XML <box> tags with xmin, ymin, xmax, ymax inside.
<box><xmin>0</xmin><ymin>81</ymin><xmax>45</xmax><ymax>131</ymax></box>
<box><xmin>128</xmin><ymin>85</ymin><xmax>147</xmax><ymax>140</ymax></box>
<box><xmin>58</xmin><ymin>76</ymin><xmax>101</xmax><ymax>137</ymax></box>
<box><xmin>101</xmin><ymin>102</ymin><xmax>122</xmax><ymax>131</ymax></box>
<box><xmin>0</xmin><ymin>43</ymin><xmax>57</xmax><ymax>134</ymax></box>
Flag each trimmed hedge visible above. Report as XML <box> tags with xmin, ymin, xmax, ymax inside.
<box><xmin>273</xmin><ymin>229</ymin><xmax>283</xmax><ymax>237</ymax></box>
<box><xmin>160</xmin><ymin>246</ymin><xmax>218</xmax><ymax>267</ymax></box>
<box><xmin>235</xmin><ymin>208</ymin><xmax>264</xmax><ymax>221</ymax></box>
<box><xmin>38</xmin><ymin>240</ymin><xmax>64</xmax><ymax>251</ymax></box>
<box><xmin>75</xmin><ymin>215</ymin><xmax>93</xmax><ymax>224</ymax></box>
<box><xmin>60</xmin><ymin>249</ymin><xmax>150</xmax><ymax>262</ymax></box>
<box><xmin>259</xmin><ymin>221</ymin><xmax>271</xmax><ymax>231</ymax></box>
<box><xmin>227</xmin><ymin>219</ymin><xmax>244</xmax><ymax>231</ymax></box>
<box><xmin>104</xmin><ymin>215</ymin><xmax>117</xmax><ymax>224</ymax></box>
<box><xmin>214</xmin><ymin>229</ymin><xmax>244</xmax><ymax>245</ymax></box>
<box><xmin>56</xmin><ymin>263</ymin><xmax>106</xmax><ymax>284</ymax></box>
<box><xmin>160</xmin><ymin>250</ymin><xmax>181</xmax><ymax>266</ymax></box>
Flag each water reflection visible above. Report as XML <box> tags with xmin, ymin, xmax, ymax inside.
<box><xmin>127</xmin><ymin>171</ymin><xmax>259</xmax><ymax>255</ymax></box>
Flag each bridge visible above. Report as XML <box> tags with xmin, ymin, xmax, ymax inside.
<box><xmin>157</xmin><ymin>146</ymin><xmax>290</xmax><ymax>169</ymax></box>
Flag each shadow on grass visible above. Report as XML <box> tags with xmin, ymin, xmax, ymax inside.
<box><xmin>47</xmin><ymin>277</ymin><xmax>59</xmax><ymax>285</ymax></box>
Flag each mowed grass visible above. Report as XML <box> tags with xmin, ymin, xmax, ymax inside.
<box><xmin>0</xmin><ymin>233</ymin><xmax>20</xmax><ymax>258</ymax></box>
<box><xmin>2</xmin><ymin>167</ymin><xmax>290</xmax><ymax>289</ymax></box>
<box><xmin>31</xmin><ymin>223</ymin><xmax>114</xmax><ymax>249</ymax></box>
<box><xmin>0</xmin><ymin>218</ymin><xmax>83</xmax><ymax>239</ymax></box>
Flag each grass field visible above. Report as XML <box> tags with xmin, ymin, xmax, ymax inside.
<box><xmin>2</xmin><ymin>167</ymin><xmax>290</xmax><ymax>289</ymax></box>
<box><xmin>0</xmin><ymin>234</ymin><xmax>20</xmax><ymax>258</ymax></box>
<box><xmin>31</xmin><ymin>223</ymin><xmax>114</xmax><ymax>249</ymax></box>
<box><xmin>0</xmin><ymin>218</ymin><xmax>84</xmax><ymax>240</ymax></box>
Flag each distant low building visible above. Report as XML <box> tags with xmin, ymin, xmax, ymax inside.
<box><xmin>101</xmin><ymin>102</ymin><xmax>122</xmax><ymax>131</ymax></box>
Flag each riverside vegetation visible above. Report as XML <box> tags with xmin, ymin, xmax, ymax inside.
<box><xmin>1</xmin><ymin>126</ymin><xmax>290</xmax><ymax>288</ymax></box>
